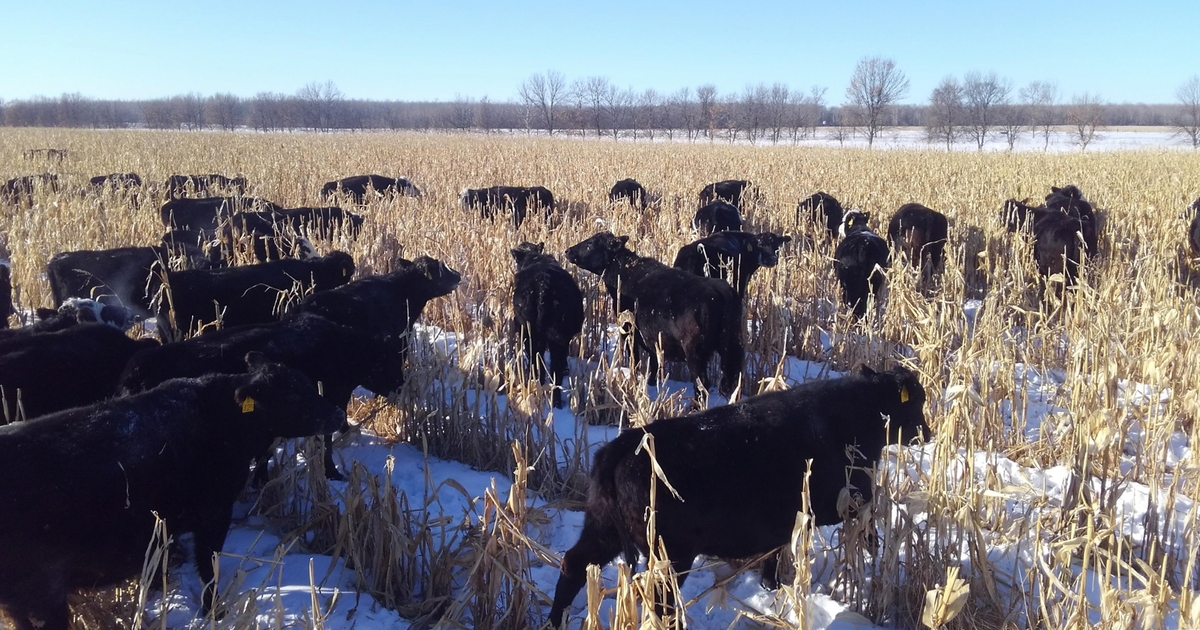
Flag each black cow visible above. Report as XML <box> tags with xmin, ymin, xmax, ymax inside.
<box><xmin>797</xmin><ymin>192</ymin><xmax>844</xmax><ymax>240</ymax></box>
<box><xmin>886</xmin><ymin>203</ymin><xmax>949</xmax><ymax>275</ymax></box>
<box><xmin>548</xmin><ymin>365</ymin><xmax>930</xmax><ymax>626</ymax></box>
<box><xmin>1189</xmin><ymin>198</ymin><xmax>1200</xmax><ymax>257</ymax></box>
<box><xmin>1044</xmin><ymin>184</ymin><xmax>1099</xmax><ymax>256</ymax></box>
<box><xmin>160</xmin><ymin>196</ymin><xmax>283</xmax><ymax>237</ymax></box>
<box><xmin>1002</xmin><ymin>195</ymin><xmax>1092</xmax><ymax>287</ymax></box>
<box><xmin>511</xmin><ymin>243</ymin><xmax>585</xmax><ymax>409</ymax></box>
<box><xmin>0</xmin><ymin>323</ymin><xmax>159</xmax><ymax>423</ymax></box>
<box><xmin>698</xmin><ymin>179</ymin><xmax>755</xmax><ymax>208</ymax></box>
<box><xmin>3</xmin><ymin>174</ymin><xmax>59</xmax><ymax>205</ymax></box>
<box><xmin>0</xmin><ymin>355</ymin><xmax>344</xmax><ymax>629</ymax></box>
<box><xmin>565</xmin><ymin>232</ymin><xmax>744</xmax><ymax>396</ymax></box>
<box><xmin>88</xmin><ymin>173</ymin><xmax>142</xmax><ymax>190</ymax></box>
<box><xmin>0</xmin><ymin>266</ymin><xmax>11</xmax><ymax>330</ymax></box>
<box><xmin>157</xmin><ymin>251</ymin><xmax>355</xmax><ymax>340</ymax></box>
<box><xmin>46</xmin><ymin>245</ymin><xmax>218</xmax><ymax>316</ymax></box>
<box><xmin>320</xmin><ymin>175</ymin><xmax>421</xmax><ymax>203</ymax></box>
<box><xmin>163</xmin><ymin>173</ymin><xmax>247</xmax><ymax>199</ymax></box>
<box><xmin>119</xmin><ymin>312</ymin><xmax>405</xmax><ymax>481</ymax></box>
<box><xmin>231</xmin><ymin>207</ymin><xmax>362</xmax><ymax>261</ymax></box>
<box><xmin>609</xmin><ymin>178</ymin><xmax>649</xmax><ymax>210</ymax></box>
<box><xmin>459</xmin><ymin>186</ymin><xmax>556</xmax><ymax>228</ymax></box>
<box><xmin>672</xmin><ymin>231</ymin><xmax>792</xmax><ymax>298</ymax></box>
<box><xmin>834</xmin><ymin>210</ymin><xmax>890</xmax><ymax>318</ymax></box>
<box><xmin>692</xmin><ymin>201</ymin><xmax>744</xmax><ymax>235</ymax></box>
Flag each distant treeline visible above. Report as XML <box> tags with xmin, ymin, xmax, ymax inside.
<box><xmin>0</xmin><ymin>90</ymin><xmax>1183</xmax><ymax>139</ymax></box>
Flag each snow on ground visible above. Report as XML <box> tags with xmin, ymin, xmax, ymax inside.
<box><xmin>129</xmin><ymin>319</ymin><xmax>1192</xmax><ymax>629</ymax></box>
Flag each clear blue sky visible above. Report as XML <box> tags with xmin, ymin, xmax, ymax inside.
<box><xmin>3</xmin><ymin>0</ymin><xmax>1196</xmax><ymax>105</ymax></box>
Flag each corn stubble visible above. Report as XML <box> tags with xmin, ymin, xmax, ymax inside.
<box><xmin>2</xmin><ymin>128</ymin><xmax>1199</xmax><ymax>629</ymax></box>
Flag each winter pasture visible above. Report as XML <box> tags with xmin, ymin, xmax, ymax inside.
<box><xmin>1</xmin><ymin>128</ymin><xmax>1198</xmax><ymax>629</ymax></box>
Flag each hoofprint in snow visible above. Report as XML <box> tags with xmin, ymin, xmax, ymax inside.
<box><xmin>137</xmin><ymin>322</ymin><xmax>1192</xmax><ymax>629</ymax></box>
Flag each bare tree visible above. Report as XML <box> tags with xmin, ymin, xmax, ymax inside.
<box><xmin>962</xmin><ymin>71</ymin><xmax>1011</xmax><ymax>150</ymax></box>
<box><xmin>1174</xmin><ymin>75</ymin><xmax>1200</xmax><ymax>149</ymax></box>
<box><xmin>845</xmin><ymin>56</ymin><xmax>909</xmax><ymax>147</ymax></box>
<box><xmin>674</xmin><ymin>87</ymin><xmax>697</xmax><ymax>141</ymax></box>
<box><xmin>174</xmin><ymin>93</ymin><xmax>206</xmax><ymax>130</ymax></box>
<box><xmin>740</xmin><ymin>83</ymin><xmax>769</xmax><ymax>144</ymax></box>
<box><xmin>518</xmin><ymin>70</ymin><xmax>567</xmax><ymax>135</ymax></box>
<box><xmin>696</xmin><ymin>84</ymin><xmax>717</xmax><ymax>141</ymax></box>
<box><xmin>572</xmin><ymin>76</ymin><xmax>610</xmax><ymax>138</ymax></box>
<box><xmin>807</xmin><ymin>85</ymin><xmax>827</xmax><ymax>138</ymax></box>
<box><xmin>998</xmin><ymin>102</ymin><xmax>1025</xmax><ymax>151</ymax></box>
<box><xmin>207</xmin><ymin>93</ymin><xmax>242</xmax><ymax>131</ymax></box>
<box><xmin>142</xmin><ymin>100</ymin><xmax>176</xmax><ymax>129</ymax></box>
<box><xmin>475</xmin><ymin>96</ymin><xmax>495</xmax><ymax>134</ymax></box>
<box><xmin>634</xmin><ymin>89</ymin><xmax>661</xmax><ymax>141</ymax></box>
<box><xmin>1067</xmin><ymin>92</ymin><xmax>1106</xmax><ymax>150</ymax></box>
<box><xmin>767</xmin><ymin>83</ymin><xmax>789</xmax><ymax>144</ymax></box>
<box><xmin>926</xmin><ymin>76</ymin><xmax>963</xmax><ymax>151</ymax></box>
<box><xmin>1020</xmin><ymin>81</ymin><xmax>1058</xmax><ymax>150</ymax></box>
<box><xmin>449</xmin><ymin>94</ymin><xmax>475</xmax><ymax>131</ymax></box>
<box><xmin>604</xmin><ymin>85</ymin><xmax>634</xmax><ymax>140</ymax></box>
<box><xmin>297</xmin><ymin>81</ymin><xmax>343</xmax><ymax>131</ymax></box>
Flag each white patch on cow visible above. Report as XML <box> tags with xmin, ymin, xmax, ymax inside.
<box><xmin>60</xmin><ymin>298</ymin><xmax>136</xmax><ymax>331</ymax></box>
<box><xmin>294</xmin><ymin>237</ymin><xmax>318</xmax><ymax>260</ymax></box>
<box><xmin>458</xmin><ymin>188</ymin><xmax>470</xmax><ymax>203</ymax></box>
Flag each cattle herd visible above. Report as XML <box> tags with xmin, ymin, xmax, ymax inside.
<box><xmin>0</xmin><ymin>164</ymin><xmax>1184</xmax><ymax>629</ymax></box>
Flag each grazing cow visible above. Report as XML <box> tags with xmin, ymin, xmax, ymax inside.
<box><xmin>698</xmin><ymin>179</ymin><xmax>755</xmax><ymax>208</ymax></box>
<box><xmin>88</xmin><ymin>172</ymin><xmax>142</xmax><ymax>190</ymax></box>
<box><xmin>1002</xmin><ymin>198</ymin><xmax>1045</xmax><ymax>233</ymax></box>
<box><xmin>1189</xmin><ymin>198</ymin><xmax>1200</xmax><ymax>257</ymax></box>
<box><xmin>834</xmin><ymin>210</ymin><xmax>890</xmax><ymax>318</ymax></box>
<box><xmin>0</xmin><ymin>266</ymin><xmax>11</xmax><ymax>329</ymax></box>
<box><xmin>160</xmin><ymin>196</ymin><xmax>282</xmax><ymax>237</ymax></box>
<box><xmin>692</xmin><ymin>201</ymin><xmax>744</xmax><ymax>235</ymax></box>
<box><xmin>565</xmin><ymin>232</ymin><xmax>744</xmax><ymax>395</ymax></box>
<box><xmin>886</xmin><ymin>203</ymin><xmax>949</xmax><ymax>275</ymax></box>
<box><xmin>163</xmin><ymin>173</ymin><xmax>248</xmax><ymax>199</ymax></box>
<box><xmin>157</xmin><ymin>251</ymin><xmax>355</xmax><ymax>340</ymax></box>
<box><xmin>796</xmin><ymin>192</ymin><xmax>844</xmax><ymax>240</ymax></box>
<box><xmin>510</xmin><ymin>242</ymin><xmax>585</xmax><ymax>409</ymax></box>
<box><xmin>46</xmin><ymin>245</ymin><xmax>218</xmax><ymax>316</ymax></box>
<box><xmin>118</xmin><ymin>312</ymin><xmax>406</xmax><ymax>481</ymax></box>
<box><xmin>231</xmin><ymin>207</ymin><xmax>362</xmax><ymax>261</ymax></box>
<box><xmin>459</xmin><ymin>186</ymin><xmax>556</xmax><ymax>228</ymax></box>
<box><xmin>0</xmin><ymin>355</ymin><xmax>344</xmax><ymax>629</ymax></box>
<box><xmin>0</xmin><ymin>323</ymin><xmax>159</xmax><ymax>423</ymax></box>
<box><xmin>320</xmin><ymin>175</ymin><xmax>421</xmax><ymax>203</ymax></box>
<box><xmin>548</xmin><ymin>365</ymin><xmax>931</xmax><ymax>626</ymax></box>
<box><xmin>3</xmin><ymin>174</ymin><xmax>59</xmax><ymax>205</ymax></box>
<box><xmin>672</xmin><ymin>231</ymin><xmax>792</xmax><ymax>298</ymax></box>
<box><xmin>609</xmin><ymin>178</ymin><xmax>649</xmax><ymax>210</ymax></box>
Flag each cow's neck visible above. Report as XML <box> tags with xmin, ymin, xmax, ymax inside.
<box><xmin>600</xmin><ymin>250</ymin><xmax>643</xmax><ymax>297</ymax></box>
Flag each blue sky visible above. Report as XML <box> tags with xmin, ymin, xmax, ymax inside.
<box><xmin>3</xmin><ymin>0</ymin><xmax>1197</xmax><ymax>104</ymax></box>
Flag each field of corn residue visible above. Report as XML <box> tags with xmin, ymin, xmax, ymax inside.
<box><xmin>2</xmin><ymin>128</ymin><xmax>1199</xmax><ymax>630</ymax></box>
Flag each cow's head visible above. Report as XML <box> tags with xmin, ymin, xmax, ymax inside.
<box><xmin>565</xmin><ymin>232</ymin><xmax>629</xmax><ymax>275</ymax></box>
<box><xmin>511</xmin><ymin>242</ymin><xmax>546</xmax><ymax>267</ymax></box>
<box><xmin>839</xmin><ymin>209</ymin><xmax>871</xmax><ymax>238</ymax></box>
<box><xmin>412</xmin><ymin>256</ymin><xmax>462</xmax><ymax>296</ymax></box>
<box><xmin>236</xmin><ymin>352</ymin><xmax>346</xmax><ymax>438</ymax></box>
<box><xmin>753</xmin><ymin>232</ymin><xmax>792</xmax><ymax>267</ymax></box>
<box><xmin>860</xmin><ymin>364</ymin><xmax>931</xmax><ymax>444</ymax></box>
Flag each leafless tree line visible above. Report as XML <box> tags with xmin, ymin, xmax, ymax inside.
<box><xmin>4</xmin><ymin>68</ymin><xmax>1200</xmax><ymax>150</ymax></box>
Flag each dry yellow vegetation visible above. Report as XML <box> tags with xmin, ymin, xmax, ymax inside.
<box><xmin>2</xmin><ymin>128</ymin><xmax>1198</xmax><ymax>629</ymax></box>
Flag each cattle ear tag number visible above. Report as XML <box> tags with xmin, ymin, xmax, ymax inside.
<box><xmin>899</xmin><ymin>387</ymin><xmax>910</xmax><ymax>403</ymax></box>
<box><xmin>242</xmin><ymin>397</ymin><xmax>256</xmax><ymax>413</ymax></box>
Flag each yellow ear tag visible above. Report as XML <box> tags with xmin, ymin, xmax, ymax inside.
<box><xmin>899</xmin><ymin>387</ymin><xmax>910</xmax><ymax>403</ymax></box>
<box><xmin>241</xmin><ymin>397</ymin><xmax>256</xmax><ymax>413</ymax></box>
<box><xmin>747</xmin><ymin>243</ymin><xmax>754</xmax><ymax>251</ymax></box>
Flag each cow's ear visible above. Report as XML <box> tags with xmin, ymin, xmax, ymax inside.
<box><xmin>535</xmin><ymin>242</ymin><xmax>545</xmax><ymax>253</ymax></box>
<box><xmin>859</xmin><ymin>364</ymin><xmax>877</xmax><ymax>377</ymax></box>
<box><xmin>234</xmin><ymin>383</ymin><xmax>261</xmax><ymax>414</ymax></box>
<box><xmin>782</xmin><ymin>235</ymin><xmax>793</xmax><ymax>244</ymax></box>
<box><xmin>615</xmin><ymin>235</ymin><xmax>629</xmax><ymax>249</ymax></box>
<box><xmin>510</xmin><ymin>248</ymin><xmax>523</xmax><ymax>262</ymax></box>
<box><xmin>1051</xmin><ymin>186</ymin><xmax>1062</xmax><ymax>194</ymax></box>
<box><xmin>244</xmin><ymin>351</ymin><xmax>269</xmax><ymax>371</ymax></box>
